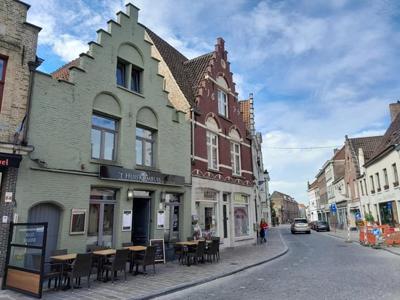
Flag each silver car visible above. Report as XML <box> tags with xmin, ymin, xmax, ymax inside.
<box><xmin>291</xmin><ymin>218</ymin><xmax>311</xmax><ymax>234</ymax></box>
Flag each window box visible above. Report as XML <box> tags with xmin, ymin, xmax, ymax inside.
<box><xmin>371</xmin><ymin>190</ymin><xmax>375</xmax><ymax>194</ymax></box>
<box><xmin>384</xmin><ymin>185</ymin><xmax>389</xmax><ymax>190</ymax></box>
<box><xmin>394</xmin><ymin>181</ymin><xmax>399</xmax><ymax>187</ymax></box>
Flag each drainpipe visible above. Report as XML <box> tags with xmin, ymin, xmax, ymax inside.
<box><xmin>22</xmin><ymin>58</ymin><xmax>43</xmax><ymax>146</ymax></box>
<box><xmin>191</xmin><ymin>108</ymin><xmax>195</xmax><ymax>162</ymax></box>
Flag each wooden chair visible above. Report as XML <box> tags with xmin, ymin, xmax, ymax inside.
<box><xmin>187</xmin><ymin>241</ymin><xmax>206</xmax><ymax>265</ymax></box>
<box><xmin>103</xmin><ymin>249</ymin><xmax>130</xmax><ymax>283</ymax></box>
<box><xmin>135</xmin><ymin>245</ymin><xmax>156</xmax><ymax>275</ymax></box>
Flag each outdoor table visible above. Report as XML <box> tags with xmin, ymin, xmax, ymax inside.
<box><xmin>175</xmin><ymin>241</ymin><xmax>211</xmax><ymax>266</ymax></box>
<box><xmin>50</xmin><ymin>253</ymin><xmax>77</xmax><ymax>290</ymax></box>
<box><xmin>93</xmin><ymin>249</ymin><xmax>116</xmax><ymax>281</ymax></box>
<box><xmin>124</xmin><ymin>246</ymin><xmax>147</xmax><ymax>274</ymax></box>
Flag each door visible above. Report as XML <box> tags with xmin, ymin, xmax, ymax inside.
<box><xmin>132</xmin><ymin>198</ymin><xmax>150</xmax><ymax>245</ymax></box>
<box><xmin>28</xmin><ymin>203</ymin><xmax>61</xmax><ymax>261</ymax></box>
<box><xmin>222</xmin><ymin>194</ymin><xmax>230</xmax><ymax>246</ymax></box>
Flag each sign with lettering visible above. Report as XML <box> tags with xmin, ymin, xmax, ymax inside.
<box><xmin>0</xmin><ymin>153</ymin><xmax>22</xmax><ymax>168</ymax></box>
<box><xmin>150</xmin><ymin>239</ymin><xmax>165</xmax><ymax>263</ymax></box>
<box><xmin>100</xmin><ymin>165</ymin><xmax>185</xmax><ymax>186</ymax></box>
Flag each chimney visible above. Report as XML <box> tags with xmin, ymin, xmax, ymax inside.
<box><xmin>389</xmin><ymin>101</ymin><xmax>400</xmax><ymax>121</ymax></box>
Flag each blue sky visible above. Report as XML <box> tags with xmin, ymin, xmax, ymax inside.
<box><xmin>25</xmin><ymin>0</ymin><xmax>400</xmax><ymax>204</ymax></box>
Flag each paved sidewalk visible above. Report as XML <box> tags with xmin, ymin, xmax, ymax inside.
<box><xmin>0</xmin><ymin>228</ymin><xmax>287</xmax><ymax>300</ymax></box>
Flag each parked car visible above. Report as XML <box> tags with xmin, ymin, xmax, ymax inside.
<box><xmin>315</xmin><ymin>221</ymin><xmax>330</xmax><ymax>232</ymax></box>
<box><xmin>310</xmin><ymin>221</ymin><xmax>318</xmax><ymax>230</ymax></box>
<box><xmin>291</xmin><ymin>218</ymin><xmax>311</xmax><ymax>234</ymax></box>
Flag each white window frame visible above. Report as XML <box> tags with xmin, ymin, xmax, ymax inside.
<box><xmin>230</xmin><ymin>142</ymin><xmax>241</xmax><ymax>176</ymax></box>
<box><xmin>217</xmin><ymin>89</ymin><xmax>228</xmax><ymax>118</ymax></box>
<box><xmin>206</xmin><ymin>131</ymin><xmax>219</xmax><ymax>170</ymax></box>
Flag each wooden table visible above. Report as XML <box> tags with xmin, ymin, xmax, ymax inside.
<box><xmin>92</xmin><ymin>249</ymin><xmax>116</xmax><ymax>256</ymax></box>
<box><xmin>124</xmin><ymin>246</ymin><xmax>147</xmax><ymax>273</ymax></box>
<box><xmin>50</xmin><ymin>253</ymin><xmax>77</xmax><ymax>290</ymax></box>
<box><xmin>176</xmin><ymin>240</ymin><xmax>212</xmax><ymax>246</ymax></box>
<box><xmin>92</xmin><ymin>249</ymin><xmax>116</xmax><ymax>281</ymax></box>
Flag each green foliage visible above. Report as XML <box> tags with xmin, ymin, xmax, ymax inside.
<box><xmin>365</xmin><ymin>213</ymin><xmax>375</xmax><ymax>223</ymax></box>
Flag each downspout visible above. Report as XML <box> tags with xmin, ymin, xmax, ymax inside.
<box><xmin>191</xmin><ymin>108</ymin><xmax>195</xmax><ymax>163</ymax></box>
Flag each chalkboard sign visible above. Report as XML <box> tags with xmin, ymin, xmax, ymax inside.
<box><xmin>150</xmin><ymin>239</ymin><xmax>165</xmax><ymax>263</ymax></box>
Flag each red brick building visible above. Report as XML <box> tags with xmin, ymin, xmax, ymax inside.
<box><xmin>147</xmin><ymin>31</ymin><xmax>256</xmax><ymax>247</ymax></box>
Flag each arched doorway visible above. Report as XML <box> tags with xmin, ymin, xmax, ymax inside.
<box><xmin>28</xmin><ymin>203</ymin><xmax>62</xmax><ymax>259</ymax></box>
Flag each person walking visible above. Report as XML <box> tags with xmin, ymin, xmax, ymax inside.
<box><xmin>259</xmin><ymin>218</ymin><xmax>269</xmax><ymax>243</ymax></box>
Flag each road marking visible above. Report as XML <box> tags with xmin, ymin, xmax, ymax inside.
<box><xmin>257</xmin><ymin>278</ymin><xmax>264</xmax><ymax>281</ymax></box>
<box><xmin>239</xmin><ymin>286</ymin><xmax>246</xmax><ymax>289</ymax></box>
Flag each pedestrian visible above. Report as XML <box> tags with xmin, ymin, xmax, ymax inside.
<box><xmin>259</xmin><ymin>218</ymin><xmax>269</xmax><ymax>243</ymax></box>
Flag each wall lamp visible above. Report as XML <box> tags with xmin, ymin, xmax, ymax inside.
<box><xmin>127</xmin><ymin>189</ymin><xmax>134</xmax><ymax>201</ymax></box>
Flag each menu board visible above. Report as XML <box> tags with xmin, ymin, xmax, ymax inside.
<box><xmin>150</xmin><ymin>239</ymin><xmax>165</xmax><ymax>263</ymax></box>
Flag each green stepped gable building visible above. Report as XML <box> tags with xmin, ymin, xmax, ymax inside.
<box><xmin>14</xmin><ymin>4</ymin><xmax>191</xmax><ymax>258</ymax></box>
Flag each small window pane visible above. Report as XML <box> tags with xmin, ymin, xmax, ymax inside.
<box><xmin>92</xmin><ymin>115</ymin><xmax>116</xmax><ymax>130</ymax></box>
<box><xmin>0</xmin><ymin>58</ymin><xmax>4</xmax><ymax>81</ymax></box>
<box><xmin>144</xmin><ymin>141</ymin><xmax>153</xmax><ymax>166</ymax></box>
<box><xmin>91</xmin><ymin>129</ymin><xmax>101</xmax><ymax>159</ymax></box>
<box><xmin>104</xmin><ymin>132</ymin><xmax>115</xmax><ymax>160</ymax></box>
<box><xmin>136</xmin><ymin>127</ymin><xmax>152</xmax><ymax>139</ymax></box>
<box><xmin>116</xmin><ymin>61</ymin><xmax>126</xmax><ymax>87</ymax></box>
<box><xmin>131</xmin><ymin>68</ymin><xmax>141</xmax><ymax>93</ymax></box>
<box><xmin>136</xmin><ymin>139</ymin><xmax>143</xmax><ymax>165</ymax></box>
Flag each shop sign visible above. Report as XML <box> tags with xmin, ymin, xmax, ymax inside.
<box><xmin>234</xmin><ymin>193</ymin><xmax>249</xmax><ymax>204</ymax></box>
<box><xmin>0</xmin><ymin>153</ymin><xmax>22</xmax><ymax>168</ymax></box>
<box><xmin>203</xmin><ymin>189</ymin><xmax>217</xmax><ymax>200</ymax></box>
<box><xmin>100</xmin><ymin>165</ymin><xmax>185</xmax><ymax>186</ymax></box>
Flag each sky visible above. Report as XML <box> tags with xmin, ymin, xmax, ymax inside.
<box><xmin>24</xmin><ymin>0</ymin><xmax>400</xmax><ymax>204</ymax></box>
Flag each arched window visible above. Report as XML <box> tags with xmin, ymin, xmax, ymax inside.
<box><xmin>136</xmin><ymin>107</ymin><xmax>158</xmax><ymax>167</ymax></box>
<box><xmin>116</xmin><ymin>43</ymin><xmax>144</xmax><ymax>93</ymax></box>
<box><xmin>205</xmin><ymin>117</ymin><xmax>219</xmax><ymax>170</ymax></box>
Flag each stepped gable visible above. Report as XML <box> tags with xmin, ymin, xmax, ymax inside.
<box><xmin>366</xmin><ymin>113</ymin><xmax>400</xmax><ymax>165</ymax></box>
<box><xmin>146</xmin><ymin>28</ymin><xmax>213</xmax><ymax>106</ymax></box>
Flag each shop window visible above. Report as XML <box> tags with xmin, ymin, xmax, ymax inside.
<box><xmin>217</xmin><ymin>89</ymin><xmax>228</xmax><ymax>117</ymax></box>
<box><xmin>91</xmin><ymin>114</ymin><xmax>118</xmax><ymax>161</ymax></box>
<box><xmin>234</xmin><ymin>194</ymin><xmax>250</xmax><ymax>237</ymax></box>
<box><xmin>0</xmin><ymin>55</ymin><xmax>7</xmax><ymax>111</ymax></box>
<box><xmin>136</xmin><ymin>126</ymin><xmax>155</xmax><ymax>167</ymax></box>
<box><xmin>164</xmin><ymin>194</ymin><xmax>181</xmax><ymax>241</ymax></box>
<box><xmin>206</xmin><ymin>131</ymin><xmax>218</xmax><ymax>170</ymax></box>
<box><xmin>230</xmin><ymin>142</ymin><xmax>241</xmax><ymax>176</ymax></box>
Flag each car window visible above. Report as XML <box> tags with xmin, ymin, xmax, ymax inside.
<box><xmin>294</xmin><ymin>219</ymin><xmax>308</xmax><ymax>223</ymax></box>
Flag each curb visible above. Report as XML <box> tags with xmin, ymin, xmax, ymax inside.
<box><xmin>136</xmin><ymin>230</ymin><xmax>289</xmax><ymax>300</ymax></box>
<box><xmin>382</xmin><ymin>247</ymin><xmax>400</xmax><ymax>256</ymax></box>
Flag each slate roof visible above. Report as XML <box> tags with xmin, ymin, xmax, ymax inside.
<box><xmin>146</xmin><ymin>28</ymin><xmax>213</xmax><ymax>106</ymax></box>
<box><xmin>366</xmin><ymin>113</ymin><xmax>400</xmax><ymax>166</ymax></box>
<box><xmin>348</xmin><ymin>136</ymin><xmax>383</xmax><ymax>162</ymax></box>
<box><xmin>51</xmin><ymin>58</ymin><xmax>80</xmax><ymax>81</ymax></box>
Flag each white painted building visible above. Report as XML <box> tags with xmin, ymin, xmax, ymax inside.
<box><xmin>307</xmin><ymin>180</ymin><xmax>319</xmax><ymax>222</ymax></box>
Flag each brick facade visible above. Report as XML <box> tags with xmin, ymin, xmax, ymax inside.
<box><xmin>0</xmin><ymin>0</ymin><xmax>40</xmax><ymax>275</ymax></box>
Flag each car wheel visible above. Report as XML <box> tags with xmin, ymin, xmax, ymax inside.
<box><xmin>291</xmin><ymin>231</ymin><xmax>295</xmax><ymax>234</ymax></box>
<box><xmin>307</xmin><ymin>231</ymin><xmax>311</xmax><ymax>234</ymax></box>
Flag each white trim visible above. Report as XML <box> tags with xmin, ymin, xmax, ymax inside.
<box><xmin>196</xmin><ymin>199</ymin><xmax>218</xmax><ymax>203</ymax></box>
<box><xmin>220</xmin><ymin>164</ymin><xmax>232</xmax><ymax>170</ymax></box>
<box><xmin>205</xmin><ymin>74</ymin><xmax>238</xmax><ymax>99</ymax></box>
<box><xmin>193</xmin><ymin>120</ymin><xmax>251</xmax><ymax>148</ymax></box>
<box><xmin>241</xmin><ymin>170</ymin><xmax>253</xmax><ymax>175</ymax></box>
<box><xmin>192</xmin><ymin>155</ymin><xmax>208</xmax><ymax>163</ymax></box>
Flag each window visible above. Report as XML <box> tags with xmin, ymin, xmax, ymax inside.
<box><xmin>136</xmin><ymin>127</ymin><xmax>155</xmax><ymax>167</ymax></box>
<box><xmin>375</xmin><ymin>173</ymin><xmax>381</xmax><ymax>191</ymax></box>
<box><xmin>393</xmin><ymin>163</ymin><xmax>399</xmax><ymax>186</ymax></box>
<box><xmin>364</xmin><ymin>179</ymin><xmax>368</xmax><ymax>195</ymax></box>
<box><xmin>0</xmin><ymin>56</ymin><xmax>7</xmax><ymax>110</ymax></box>
<box><xmin>131</xmin><ymin>67</ymin><xmax>141</xmax><ymax>93</ymax></box>
<box><xmin>116</xmin><ymin>57</ymin><xmax>142</xmax><ymax>93</ymax></box>
<box><xmin>360</xmin><ymin>181</ymin><xmax>364</xmax><ymax>196</ymax></box>
<box><xmin>370</xmin><ymin>175</ymin><xmax>375</xmax><ymax>193</ymax></box>
<box><xmin>116</xmin><ymin>59</ymin><xmax>127</xmax><ymax>87</ymax></box>
<box><xmin>231</xmin><ymin>142</ymin><xmax>241</xmax><ymax>176</ymax></box>
<box><xmin>217</xmin><ymin>89</ymin><xmax>228</xmax><ymax>117</ymax></box>
<box><xmin>383</xmin><ymin>168</ymin><xmax>389</xmax><ymax>189</ymax></box>
<box><xmin>206</xmin><ymin>131</ymin><xmax>218</xmax><ymax>170</ymax></box>
<box><xmin>234</xmin><ymin>194</ymin><xmax>249</xmax><ymax>237</ymax></box>
<box><xmin>91</xmin><ymin>114</ymin><xmax>118</xmax><ymax>161</ymax></box>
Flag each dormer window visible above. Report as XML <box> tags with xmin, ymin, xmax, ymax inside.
<box><xmin>218</xmin><ymin>89</ymin><xmax>228</xmax><ymax>117</ymax></box>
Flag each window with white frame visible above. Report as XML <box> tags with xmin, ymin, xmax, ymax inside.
<box><xmin>393</xmin><ymin>163</ymin><xmax>399</xmax><ymax>185</ymax></box>
<box><xmin>91</xmin><ymin>114</ymin><xmax>118</xmax><ymax>161</ymax></box>
<box><xmin>370</xmin><ymin>175</ymin><xmax>375</xmax><ymax>193</ymax></box>
<box><xmin>217</xmin><ymin>89</ymin><xmax>228</xmax><ymax>117</ymax></box>
<box><xmin>231</xmin><ymin>142</ymin><xmax>241</xmax><ymax>176</ymax></box>
<box><xmin>383</xmin><ymin>168</ymin><xmax>389</xmax><ymax>189</ymax></box>
<box><xmin>136</xmin><ymin>126</ymin><xmax>155</xmax><ymax>167</ymax></box>
<box><xmin>375</xmin><ymin>173</ymin><xmax>381</xmax><ymax>191</ymax></box>
<box><xmin>206</xmin><ymin>131</ymin><xmax>218</xmax><ymax>170</ymax></box>
<box><xmin>234</xmin><ymin>194</ymin><xmax>250</xmax><ymax>237</ymax></box>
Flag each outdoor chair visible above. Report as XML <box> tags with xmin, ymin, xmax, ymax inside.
<box><xmin>103</xmin><ymin>249</ymin><xmax>130</xmax><ymax>283</ymax></box>
<box><xmin>32</xmin><ymin>254</ymin><xmax>63</xmax><ymax>290</ymax></box>
<box><xmin>205</xmin><ymin>239</ymin><xmax>219</xmax><ymax>262</ymax></box>
<box><xmin>135</xmin><ymin>245</ymin><xmax>156</xmax><ymax>275</ymax></box>
<box><xmin>211</xmin><ymin>237</ymin><xmax>220</xmax><ymax>260</ymax></box>
<box><xmin>49</xmin><ymin>249</ymin><xmax>68</xmax><ymax>288</ymax></box>
<box><xmin>174</xmin><ymin>244</ymin><xmax>184</xmax><ymax>262</ymax></box>
<box><xmin>66</xmin><ymin>253</ymin><xmax>93</xmax><ymax>290</ymax></box>
<box><xmin>187</xmin><ymin>240</ymin><xmax>206</xmax><ymax>265</ymax></box>
<box><xmin>87</xmin><ymin>245</ymin><xmax>110</xmax><ymax>273</ymax></box>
